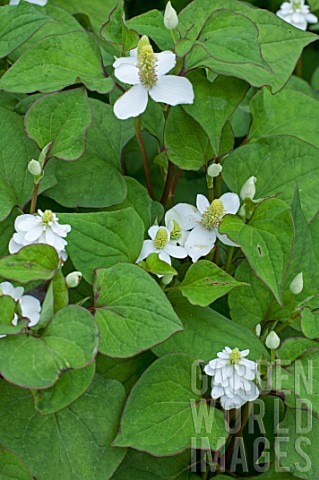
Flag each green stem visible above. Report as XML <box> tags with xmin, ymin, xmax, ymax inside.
<box><xmin>29</xmin><ymin>182</ymin><xmax>40</xmax><ymax>214</ymax></box>
<box><xmin>160</xmin><ymin>161</ymin><xmax>175</xmax><ymax>206</ymax></box>
<box><xmin>202</xmin><ymin>470</ymin><xmax>209</xmax><ymax>480</ymax></box>
<box><xmin>135</xmin><ymin>116</ymin><xmax>154</xmax><ymax>199</ymax></box>
<box><xmin>171</xmin><ymin>29</ymin><xmax>177</xmax><ymax>44</ymax></box>
<box><xmin>169</xmin><ymin>168</ymin><xmax>182</xmax><ymax>206</ymax></box>
<box><xmin>276</xmin><ymin>312</ymin><xmax>299</xmax><ymax>334</ymax></box>
<box><xmin>296</xmin><ymin>56</ymin><xmax>303</xmax><ymax>78</ymax></box>
<box><xmin>215</xmin><ymin>173</ymin><xmax>222</xmax><ymax>198</ymax></box>
<box><xmin>225</xmin><ymin>246</ymin><xmax>234</xmax><ymax>273</ymax></box>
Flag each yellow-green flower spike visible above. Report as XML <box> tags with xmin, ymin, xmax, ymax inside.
<box><xmin>41</xmin><ymin>210</ymin><xmax>54</xmax><ymax>225</ymax></box>
<box><xmin>137</xmin><ymin>35</ymin><xmax>157</xmax><ymax>88</ymax></box>
<box><xmin>154</xmin><ymin>228</ymin><xmax>169</xmax><ymax>249</ymax></box>
<box><xmin>229</xmin><ymin>348</ymin><xmax>241</xmax><ymax>365</ymax></box>
<box><xmin>170</xmin><ymin>220</ymin><xmax>182</xmax><ymax>240</ymax></box>
<box><xmin>201</xmin><ymin>199</ymin><xmax>224</xmax><ymax>230</ymax></box>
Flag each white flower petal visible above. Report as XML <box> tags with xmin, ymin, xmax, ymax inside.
<box><xmin>164</xmin><ymin>243</ymin><xmax>187</xmax><ymax>259</ymax></box>
<box><xmin>114</xmin><ymin>84</ymin><xmax>149</xmax><ymax>120</ymax></box>
<box><xmin>149</xmin><ymin>75</ymin><xmax>194</xmax><ymax>106</ymax></box>
<box><xmin>136</xmin><ymin>239</ymin><xmax>155</xmax><ymax>263</ymax></box>
<box><xmin>114</xmin><ymin>64</ymin><xmax>140</xmax><ymax>85</ymax></box>
<box><xmin>158</xmin><ymin>251</ymin><xmax>171</xmax><ymax>265</ymax></box>
<box><xmin>220</xmin><ymin>192</ymin><xmax>240</xmax><ymax>215</ymax></box>
<box><xmin>185</xmin><ymin>225</ymin><xmax>216</xmax><ymax>262</ymax></box>
<box><xmin>51</xmin><ymin>223</ymin><xmax>70</xmax><ymax>237</ymax></box>
<box><xmin>28</xmin><ymin>0</ymin><xmax>48</xmax><ymax>5</ymax></box>
<box><xmin>196</xmin><ymin>194</ymin><xmax>210</xmax><ymax>215</ymax></box>
<box><xmin>19</xmin><ymin>295</ymin><xmax>41</xmax><ymax>327</ymax></box>
<box><xmin>24</xmin><ymin>224</ymin><xmax>44</xmax><ymax>243</ymax></box>
<box><xmin>306</xmin><ymin>13</ymin><xmax>318</xmax><ymax>23</ymax></box>
<box><xmin>216</xmin><ymin>231</ymin><xmax>239</xmax><ymax>248</ymax></box>
<box><xmin>8</xmin><ymin>237</ymin><xmax>21</xmax><ymax>254</ymax></box>
<box><xmin>44</xmin><ymin>228</ymin><xmax>55</xmax><ymax>246</ymax></box>
<box><xmin>165</xmin><ymin>204</ymin><xmax>201</xmax><ymax>231</ymax></box>
<box><xmin>113</xmin><ymin>56</ymin><xmax>137</xmax><ymax>68</ymax></box>
<box><xmin>15</xmin><ymin>215</ymin><xmax>38</xmax><ymax>232</ymax></box>
<box><xmin>148</xmin><ymin>225</ymin><xmax>160</xmax><ymax>240</ymax></box>
<box><xmin>211</xmin><ymin>385</ymin><xmax>224</xmax><ymax>399</ymax></box>
<box><xmin>155</xmin><ymin>51</ymin><xmax>176</xmax><ymax>76</ymax></box>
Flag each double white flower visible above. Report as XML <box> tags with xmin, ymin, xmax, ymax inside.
<box><xmin>276</xmin><ymin>0</ymin><xmax>318</xmax><ymax>30</ymax></box>
<box><xmin>9</xmin><ymin>209</ymin><xmax>71</xmax><ymax>261</ymax></box>
<box><xmin>9</xmin><ymin>0</ymin><xmax>48</xmax><ymax>5</ymax></box>
<box><xmin>204</xmin><ymin>347</ymin><xmax>260</xmax><ymax>410</ymax></box>
<box><xmin>168</xmin><ymin>193</ymin><xmax>240</xmax><ymax>263</ymax></box>
<box><xmin>113</xmin><ymin>36</ymin><xmax>194</xmax><ymax>119</ymax></box>
<box><xmin>0</xmin><ymin>281</ymin><xmax>41</xmax><ymax>338</ymax></box>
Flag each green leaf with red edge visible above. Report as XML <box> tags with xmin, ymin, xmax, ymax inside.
<box><xmin>0</xmin><ymin>305</ymin><xmax>99</xmax><ymax>388</ymax></box>
<box><xmin>0</xmin><ymin>31</ymin><xmax>114</xmax><ymax>94</ymax></box>
<box><xmin>93</xmin><ymin>263</ymin><xmax>183</xmax><ymax>358</ymax></box>
<box><xmin>25</xmin><ymin>88</ymin><xmax>91</xmax><ymax>161</ymax></box>
<box><xmin>0</xmin><ymin>244</ymin><xmax>59</xmax><ymax>283</ymax></box>
<box><xmin>219</xmin><ymin>197</ymin><xmax>294</xmax><ymax>304</ymax></box>
<box><xmin>179</xmin><ymin>260</ymin><xmax>247</xmax><ymax>307</ymax></box>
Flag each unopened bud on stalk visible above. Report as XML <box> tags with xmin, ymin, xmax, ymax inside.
<box><xmin>240</xmin><ymin>176</ymin><xmax>256</xmax><ymax>201</ymax></box>
<box><xmin>164</xmin><ymin>1</ymin><xmax>178</xmax><ymax>30</ymax></box>
<box><xmin>66</xmin><ymin>271</ymin><xmax>82</xmax><ymax>288</ymax></box>
<box><xmin>265</xmin><ymin>331</ymin><xmax>280</xmax><ymax>350</ymax></box>
<box><xmin>28</xmin><ymin>159</ymin><xmax>42</xmax><ymax>177</ymax></box>
<box><xmin>289</xmin><ymin>272</ymin><xmax>303</xmax><ymax>295</ymax></box>
<box><xmin>207</xmin><ymin>163</ymin><xmax>222</xmax><ymax>178</ymax></box>
<box><xmin>255</xmin><ymin>323</ymin><xmax>261</xmax><ymax>337</ymax></box>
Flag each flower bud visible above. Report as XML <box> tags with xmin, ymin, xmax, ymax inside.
<box><xmin>238</xmin><ymin>205</ymin><xmax>246</xmax><ymax>220</ymax></box>
<box><xmin>161</xmin><ymin>274</ymin><xmax>174</xmax><ymax>286</ymax></box>
<box><xmin>164</xmin><ymin>1</ymin><xmax>178</xmax><ymax>30</ymax></box>
<box><xmin>240</xmin><ymin>176</ymin><xmax>256</xmax><ymax>201</ymax></box>
<box><xmin>265</xmin><ymin>331</ymin><xmax>280</xmax><ymax>350</ymax></box>
<box><xmin>28</xmin><ymin>159</ymin><xmax>42</xmax><ymax>176</ymax></box>
<box><xmin>255</xmin><ymin>323</ymin><xmax>261</xmax><ymax>337</ymax></box>
<box><xmin>207</xmin><ymin>163</ymin><xmax>222</xmax><ymax>178</ymax></box>
<box><xmin>289</xmin><ymin>272</ymin><xmax>303</xmax><ymax>295</ymax></box>
<box><xmin>66</xmin><ymin>271</ymin><xmax>82</xmax><ymax>288</ymax></box>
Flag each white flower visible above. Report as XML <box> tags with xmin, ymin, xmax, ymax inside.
<box><xmin>276</xmin><ymin>0</ymin><xmax>318</xmax><ymax>30</ymax></box>
<box><xmin>265</xmin><ymin>331</ymin><xmax>280</xmax><ymax>350</ymax></box>
<box><xmin>113</xmin><ymin>35</ymin><xmax>194</xmax><ymax>119</ymax></box>
<box><xmin>9</xmin><ymin>210</ymin><xmax>71</xmax><ymax>261</ymax></box>
<box><xmin>204</xmin><ymin>347</ymin><xmax>260</xmax><ymax>410</ymax></box>
<box><xmin>289</xmin><ymin>272</ymin><xmax>303</xmax><ymax>295</ymax></box>
<box><xmin>171</xmin><ymin>193</ymin><xmax>240</xmax><ymax>263</ymax></box>
<box><xmin>9</xmin><ymin>0</ymin><xmax>48</xmax><ymax>5</ymax></box>
<box><xmin>164</xmin><ymin>1</ymin><xmax>179</xmax><ymax>30</ymax></box>
<box><xmin>136</xmin><ymin>225</ymin><xmax>187</xmax><ymax>266</ymax></box>
<box><xmin>240</xmin><ymin>176</ymin><xmax>257</xmax><ymax>201</ymax></box>
<box><xmin>0</xmin><ymin>281</ymin><xmax>41</xmax><ymax>338</ymax></box>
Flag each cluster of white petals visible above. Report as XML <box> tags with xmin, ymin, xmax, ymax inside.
<box><xmin>9</xmin><ymin>210</ymin><xmax>71</xmax><ymax>261</ymax></box>
<box><xmin>113</xmin><ymin>36</ymin><xmax>194</xmax><ymax>119</ymax></box>
<box><xmin>276</xmin><ymin>0</ymin><xmax>318</xmax><ymax>30</ymax></box>
<box><xmin>167</xmin><ymin>193</ymin><xmax>240</xmax><ymax>263</ymax></box>
<box><xmin>9</xmin><ymin>0</ymin><xmax>48</xmax><ymax>5</ymax></box>
<box><xmin>136</xmin><ymin>192</ymin><xmax>240</xmax><ymax>267</ymax></box>
<box><xmin>0</xmin><ymin>281</ymin><xmax>41</xmax><ymax>338</ymax></box>
<box><xmin>204</xmin><ymin>347</ymin><xmax>260</xmax><ymax>410</ymax></box>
